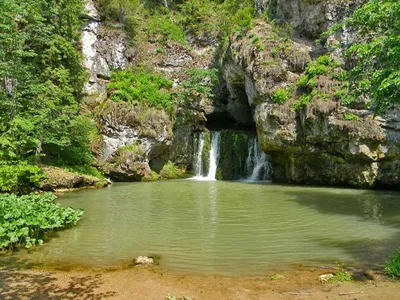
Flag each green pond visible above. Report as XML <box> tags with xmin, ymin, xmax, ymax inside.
<box><xmin>9</xmin><ymin>181</ymin><xmax>400</xmax><ymax>276</ymax></box>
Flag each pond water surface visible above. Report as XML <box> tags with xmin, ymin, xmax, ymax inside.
<box><xmin>11</xmin><ymin>181</ymin><xmax>400</xmax><ymax>276</ymax></box>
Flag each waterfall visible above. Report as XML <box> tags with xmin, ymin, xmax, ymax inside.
<box><xmin>193</xmin><ymin>133</ymin><xmax>205</xmax><ymax>177</ymax></box>
<box><xmin>245</xmin><ymin>137</ymin><xmax>273</xmax><ymax>182</ymax></box>
<box><xmin>191</xmin><ymin>132</ymin><xmax>271</xmax><ymax>182</ymax></box>
<box><xmin>205</xmin><ymin>132</ymin><xmax>221</xmax><ymax>180</ymax></box>
<box><xmin>191</xmin><ymin>131</ymin><xmax>221</xmax><ymax>180</ymax></box>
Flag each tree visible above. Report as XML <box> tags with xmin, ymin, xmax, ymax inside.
<box><xmin>0</xmin><ymin>0</ymin><xmax>93</xmax><ymax>167</ymax></box>
<box><xmin>345</xmin><ymin>0</ymin><xmax>400</xmax><ymax>115</ymax></box>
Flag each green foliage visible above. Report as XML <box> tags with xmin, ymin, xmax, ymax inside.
<box><xmin>148</xmin><ymin>13</ymin><xmax>186</xmax><ymax>44</ymax></box>
<box><xmin>178</xmin><ymin>0</ymin><xmax>255</xmax><ymax>41</ymax></box>
<box><xmin>0</xmin><ymin>0</ymin><xmax>94</xmax><ymax>171</ymax></box>
<box><xmin>44</xmin><ymin>115</ymin><xmax>97</xmax><ymax>166</ymax></box>
<box><xmin>178</xmin><ymin>0</ymin><xmax>221</xmax><ymax>39</ymax></box>
<box><xmin>270</xmin><ymin>274</ymin><xmax>285</xmax><ymax>280</ymax></box>
<box><xmin>0</xmin><ymin>162</ymin><xmax>44</xmax><ymax>194</ymax></box>
<box><xmin>270</xmin><ymin>87</ymin><xmax>292</xmax><ymax>104</ymax></box>
<box><xmin>0</xmin><ymin>193</ymin><xmax>83</xmax><ymax>249</ymax></box>
<box><xmin>343</xmin><ymin>113</ymin><xmax>359</xmax><ymax>121</ymax></box>
<box><xmin>344</xmin><ymin>0</ymin><xmax>400</xmax><ymax>114</ymax></box>
<box><xmin>64</xmin><ymin>165</ymin><xmax>105</xmax><ymax>179</ymax></box>
<box><xmin>117</xmin><ymin>144</ymin><xmax>145</xmax><ymax>156</ymax></box>
<box><xmin>178</xmin><ymin>68</ymin><xmax>219</xmax><ymax>105</ymax></box>
<box><xmin>252</xmin><ymin>35</ymin><xmax>260</xmax><ymax>44</ymax></box>
<box><xmin>294</xmin><ymin>55</ymin><xmax>344</xmax><ymax>110</ymax></box>
<box><xmin>270</xmin><ymin>21</ymin><xmax>295</xmax><ymax>40</ymax></box>
<box><xmin>159</xmin><ymin>161</ymin><xmax>188</xmax><ymax>179</ymax></box>
<box><xmin>108</xmin><ymin>68</ymin><xmax>175</xmax><ymax>113</ymax></box>
<box><xmin>385</xmin><ymin>249</ymin><xmax>400</xmax><ymax>279</ymax></box>
<box><xmin>328</xmin><ymin>263</ymin><xmax>353</xmax><ymax>283</ymax></box>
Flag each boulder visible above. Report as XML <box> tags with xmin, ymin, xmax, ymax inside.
<box><xmin>134</xmin><ymin>256</ymin><xmax>154</xmax><ymax>266</ymax></box>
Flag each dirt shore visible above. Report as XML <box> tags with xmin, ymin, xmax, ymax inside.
<box><xmin>1</xmin><ymin>263</ymin><xmax>399</xmax><ymax>300</ymax></box>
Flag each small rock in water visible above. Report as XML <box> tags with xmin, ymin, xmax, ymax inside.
<box><xmin>318</xmin><ymin>274</ymin><xmax>334</xmax><ymax>282</ymax></box>
<box><xmin>134</xmin><ymin>256</ymin><xmax>154</xmax><ymax>265</ymax></box>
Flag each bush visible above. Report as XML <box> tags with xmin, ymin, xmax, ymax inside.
<box><xmin>0</xmin><ymin>193</ymin><xmax>83</xmax><ymax>249</ymax></box>
<box><xmin>178</xmin><ymin>68</ymin><xmax>218</xmax><ymax>105</ymax></box>
<box><xmin>270</xmin><ymin>87</ymin><xmax>291</xmax><ymax>104</ymax></box>
<box><xmin>178</xmin><ymin>0</ymin><xmax>221</xmax><ymax>39</ymax></box>
<box><xmin>108</xmin><ymin>67</ymin><xmax>175</xmax><ymax>113</ymax></box>
<box><xmin>0</xmin><ymin>162</ymin><xmax>44</xmax><ymax>194</ymax></box>
<box><xmin>148</xmin><ymin>13</ymin><xmax>186</xmax><ymax>44</ymax></box>
<box><xmin>385</xmin><ymin>250</ymin><xmax>400</xmax><ymax>279</ymax></box>
<box><xmin>44</xmin><ymin>115</ymin><xmax>97</xmax><ymax>166</ymax></box>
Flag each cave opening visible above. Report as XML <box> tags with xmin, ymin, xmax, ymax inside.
<box><xmin>205</xmin><ymin>83</ymin><xmax>256</xmax><ymax>133</ymax></box>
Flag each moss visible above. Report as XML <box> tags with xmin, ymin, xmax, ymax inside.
<box><xmin>117</xmin><ymin>144</ymin><xmax>145</xmax><ymax>156</ymax></box>
<box><xmin>217</xmin><ymin>130</ymin><xmax>250</xmax><ymax>180</ymax></box>
<box><xmin>343</xmin><ymin>113</ymin><xmax>359</xmax><ymax>121</ymax></box>
<box><xmin>159</xmin><ymin>161</ymin><xmax>189</xmax><ymax>179</ymax></box>
<box><xmin>143</xmin><ymin>170</ymin><xmax>160</xmax><ymax>181</ymax></box>
<box><xmin>95</xmin><ymin>180</ymin><xmax>109</xmax><ymax>188</ymax></box>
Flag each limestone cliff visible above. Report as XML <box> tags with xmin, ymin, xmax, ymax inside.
<box><xmin>221</xmin><ymin>2</ymin><xmax>400</xmax><ymax>189</ymax></box>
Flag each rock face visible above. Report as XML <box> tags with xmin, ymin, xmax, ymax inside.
<box><xmin>40</xmin><ymin>166</ymin><xmax>107</xmax><ymax>191</ymax></box>
<box><xmin>222</xmin><ymin>17</ymin><xmax>400</xmax><ymax>188</ymax></box>
<box><xmin>81</xmin><ymin>0</ymin><xmax>128</xmax><ymax>95</ymax></box>
<box><xmin>95</xmin><ymin>101</ymin><xmax>173</xmax><ymax>181</ymax></box>
<box><xmin>254</xmin><ymin>0</ymin><xmax>366</xmax><ymax>39</ymax></box>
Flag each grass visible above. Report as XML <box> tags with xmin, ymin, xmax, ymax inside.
<box><xmin>385</xmin><ymin>250</ymin><xmax>400</xmax><ymax>279</ymax></box>
<box><xmin>328</xmin><ymin>263</ymin><xmax>353</xmax><ymax>283</ymax></box>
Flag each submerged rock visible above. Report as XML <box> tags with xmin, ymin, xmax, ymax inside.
<box><xmin>134</xmin><ymin>256</ymin><xmax>154</xmax><ymax>266</ymax></box>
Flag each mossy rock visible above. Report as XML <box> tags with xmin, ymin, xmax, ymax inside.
<box><xmin>217</xmin><ymin>130</ymin><xmax>250</xmax><ymax>180</ymax></box>
<box><xmin>159</xmin><ymin>161</ymin><xmax>190</xmax><ymax>179</ymax></box>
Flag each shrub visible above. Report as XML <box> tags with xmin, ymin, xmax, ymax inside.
<box><xmin>297</xmin><ymin>75</ymin><xmax>310</xmax><ymax>88</ymax></box>
<box><xmin>231</xmin><ymin>7</ymin><xmax>255</xmax><ymax>32</ymax></box>
<box><xmin>108</xmin><ymin>68</ymin><xmax>175</xmax><ymax>113</ymax></box>
<box><xmin>0</xmin><ymin>162</ymin><xmax>44</xmax><ymax>194</ymax></box>
<box><xmin>148</xmin><ymin>13</ymin><xmax>186</xmax><ymax>44</ymax></box>
<box><xmin>305</xmin><ymin>61</ymin><xmax>329</xmax><ymax>77</ymax></box>
<box><xmin>45</xmin><ymin>115</ymin><xmax>97</xmax><ymax>166</ymax></box>
<box><xmin>385</xmin><ymin>250</ymin><xmax>400</xmax><ymax>279</ymax></box>
<box><xmin>270</xmin><ymin>88</ymin><xmax>291</xmax><ymax>104</ymax></box>
<box><xmin>178</xmin><ymin>0</ymin><xmax>220</xmax><ymax>39</ymax></box>
<box><xmin>0</xmin><ymin>193</ymin><xmax>83</xmax><ymax>249</ymax></box>
<box><xmin>178</xmin><ymin>68</ymin><xmax>218</xmax><ymax>105</ymax></box>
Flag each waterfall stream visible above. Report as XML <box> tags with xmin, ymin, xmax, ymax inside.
<box><xmin>205</xmin><ymin>132</ymin><xmax>221</xmax><ymax>180</ymax></box>
<box><xmin>244</xmin><ymin>137</ymin><xmax>273</xmax><ymax>182</ymax></box>
<box><xmin>193</xmin><ymin>133</ymin><xmax>205</xmax><ymax>177</ymax></box>
<box><xmin>192</xmin><ymin>131</ymin><xmax>271</xmax><ymax>182</ymax></box>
